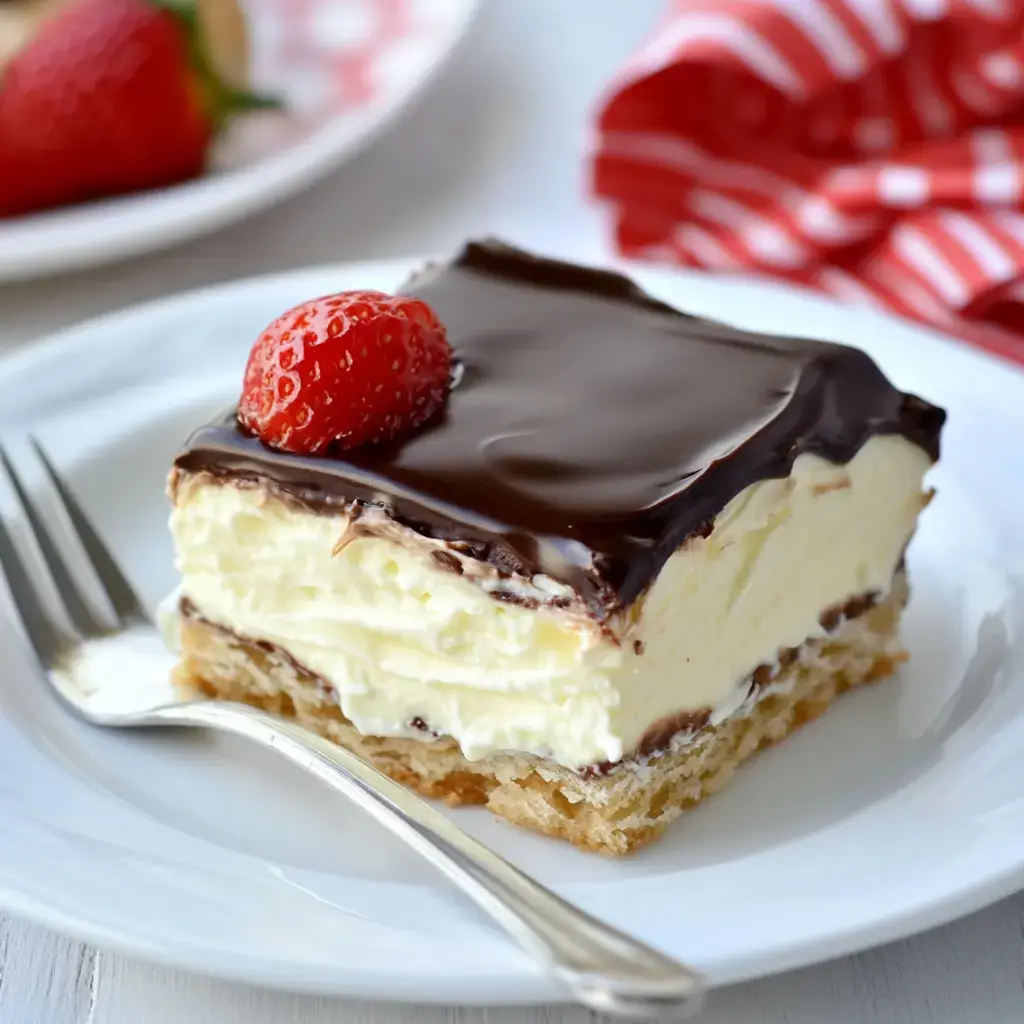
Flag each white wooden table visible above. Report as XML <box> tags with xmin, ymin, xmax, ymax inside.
<box><xmin>2</xmin><ymin>2</ymin><xmax>1023</xmax><ymax>1021</ymax></box>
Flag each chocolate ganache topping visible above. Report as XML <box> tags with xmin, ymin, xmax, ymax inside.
<box><xmin>174</xmin><ymin>239</ymin><xmax>947</xmax><ymax>617</ymax></box>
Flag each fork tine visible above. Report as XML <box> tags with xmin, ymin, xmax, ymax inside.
<box><xmin>0</xmin><ymin>444</ymin><xmax>111</xmax><ymax>637</ymax></box>
<box><xmin>29</xmin><ymin>439</ymin><xmax>147</xmax><ymax>625</ymax></box>
<box><xmin>0</xmin><ymin>478</ymin><xmax>74</xmax><ymax>669</ymax></box>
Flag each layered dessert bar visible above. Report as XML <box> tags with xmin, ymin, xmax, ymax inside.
<box><xmin>167</xmin><ymin>240</ymin><xmax>945</xmax><ymax>855</ymax></box>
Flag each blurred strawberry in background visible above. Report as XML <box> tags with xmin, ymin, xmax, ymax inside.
<box><xmin>0</xmin><ymin>0</ymin><xmax>278</xmax><ymax>218</ymax></box>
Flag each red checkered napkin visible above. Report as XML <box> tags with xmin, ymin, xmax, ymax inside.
<box><xmin>591</xmin><ymin>0</ymin><xmax>1024</xmax><ymax>365</ymax></box>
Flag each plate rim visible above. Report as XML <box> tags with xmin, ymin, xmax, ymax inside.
<box><xmin>2</xmin><ymin>257</ymin><xmax>1024</xmax><ymax>1002</ymax></box>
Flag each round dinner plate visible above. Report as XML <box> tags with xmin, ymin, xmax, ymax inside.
<box><xmin>1</xmin><ymin>258</ymin><xmax>1023</xmax><ymax>1005</ymax></box>
<box><xmin>0</xmin><ymin>0</ymin><xmax>477</xmax><ymax>282</ymax></box>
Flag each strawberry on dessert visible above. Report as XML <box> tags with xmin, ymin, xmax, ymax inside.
<box><xmin>0</xmin><ymin>0</ymin><xmax>274</xmax><ymax>217</ymax></box>
<box><xmin>238</xmin><ymin>291</ymin><xmax>453</xmax><ymax>454</ymax></box>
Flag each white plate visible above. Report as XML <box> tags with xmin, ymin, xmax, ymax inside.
<box><xmin>1</xmin><ymin>259</ymin><xmax>1023</xmax><ymax>1005</ymax></box>
<box><xmin>0</xmin><ymin>0</ymin><xmax>477</xmax><ymax>282</ymax></box>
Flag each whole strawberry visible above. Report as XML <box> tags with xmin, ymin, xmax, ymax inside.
<box><xmin>239</xmin><ymin>291</ymin><xmax>454</xmax><ymax>454</ymax></box>
<box><xmin>0</xmin><ymin>0</ymin><xmax>271</xmax><ymax>217</ymax></box>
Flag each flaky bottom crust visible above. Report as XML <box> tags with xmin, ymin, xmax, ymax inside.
<box><xmin>174</xmin><ymin>575</ymin><xmax>908</xmax><ymax>855</ymax></box>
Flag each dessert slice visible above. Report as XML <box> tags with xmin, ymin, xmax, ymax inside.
<box><xmin>167</xmin><ymin>240</ymin><xmax>945</xmax><ymax>855</ymax></box>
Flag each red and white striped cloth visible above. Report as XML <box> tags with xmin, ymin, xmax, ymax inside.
<box><xmin>591</xmin><ymin>0</ymin><xmax>1024</xmax><ymax>365</ymax></box>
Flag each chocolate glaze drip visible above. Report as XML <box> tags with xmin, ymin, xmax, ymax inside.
<box><xmin>174</xmin><ymin>239</ymin><xmax>946</xmax><ymax>617</ymax></box>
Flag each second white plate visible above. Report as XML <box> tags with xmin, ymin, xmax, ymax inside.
<box><xmin>0</xmin><ymin>0</ymin><xmax>477</xmax><ymax>281</ymax></box>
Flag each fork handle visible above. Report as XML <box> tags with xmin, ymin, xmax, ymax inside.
<box><xmin>152</xmin><ymin>699</ymin><xmax>705</xmax><ymax>1020</ymax></box>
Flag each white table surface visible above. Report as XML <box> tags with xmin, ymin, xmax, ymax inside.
<box><xmin>1</xmin><ymin>2</ymin><xmax>1022</xmax><ymax>1021</ymax></box>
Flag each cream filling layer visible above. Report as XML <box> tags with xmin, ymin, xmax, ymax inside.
<box><xmin>169</xmin><ymin>434</ymin><xmax>932</xmax><ymax>770</ymax></box>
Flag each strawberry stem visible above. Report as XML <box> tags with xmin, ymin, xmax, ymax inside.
<box><xmin>155</xmin><ymin>0</ymin><xmax>282</xmax><ymax>131</ymax></box>
<box><xmin>223</xmin><ymin>88</ymin><xmax>283</xmax><ymax>114</ymax></box>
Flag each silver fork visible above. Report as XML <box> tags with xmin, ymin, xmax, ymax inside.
<box><xmin>0</xmin><ymin>439</ymin><xmax>706</xmax><ymax>1021</ymax></box>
